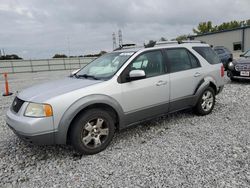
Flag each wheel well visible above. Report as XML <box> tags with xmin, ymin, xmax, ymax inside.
<box><xmin>209</xmin><ymin>82</ymin><xmax>217</xmax><ymax>94</ymax></box>
<box><xmin>66</xmin><ymin>103</ymin><xmax>119</xmax><ymax>144</ymax></box>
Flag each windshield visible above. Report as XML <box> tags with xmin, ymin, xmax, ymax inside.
<box><xmin>76</xmin><ymin>52</ymin><xmax>134</xmax><ymax>80</ymax></box>
<box><xmin>243</xmin><ymin>50</ymin><xmax>250</xmax><ymax>57</ymax></box>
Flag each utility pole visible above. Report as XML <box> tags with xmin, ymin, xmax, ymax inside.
<box><xmin>118</xmin><ymin>29</ymin><xmax>123</xmax><ymax>47</ymax></box>
<box><xmin>67</xmin><ymin>36</ymin><xmax>71</xmax><ymax>58</ymax></box>
<box><xmin>112</xmin><ymin>32</ymin><xmax>117</xmax><ymax>50</ymax></box>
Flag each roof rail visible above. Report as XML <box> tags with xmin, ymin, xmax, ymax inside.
<box><xmin>113</xmin><ymin>43</ymin><xmax>139</xmax><ymax>51</ymax></box>
<box><xmin>155</xmin><ymin>40</ymin><xmax>206</xmax><ymax>46</ymax></box>
<box><xmin>155</xmin><ymin>41</ymin><xmax>178</xmax><ymax>46</ymax></box>
<box><xmin>179</xmin><ymin>40</ymin><xmax>206</xmax><ymax>44</ymax></box>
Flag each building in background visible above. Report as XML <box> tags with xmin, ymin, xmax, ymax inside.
<box><xmin>189</xmin><ymin>26</ymin><xmax>250</xmax><ymax>54</ymax></box>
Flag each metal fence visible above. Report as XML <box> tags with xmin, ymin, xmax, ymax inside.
<box><xmin>0</xmin><ymin>57</ymin><xmax>96</xmax><ymax>74</ymax></box>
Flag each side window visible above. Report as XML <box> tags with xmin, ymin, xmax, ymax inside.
<box><xmin>130</xmin><ymin>54</ymin><xmax>148</xmax><ymax>70</ymax></box>
<box><xmin>188</xmin><ymin>51</ymin><xmax>200</xmax><ymax>68</ymax></box>
<box><xmin>119</xmin><ymin>50</ymin><xmax>164</xmax><ymax>83</ymax></box>
<box><xmin>130</xmin><ymin>51</ymin><xmax>164</xmax><ymax>77</ymax></box>
<box><xmin>165</xmin><ymin>49</ymin><xmax>192</xmax><ymax>73</ymax></box>
<box><xmin>193</xmin><ymin>47</ymin><xmax>221</xmax><ymax>64</ymax></box>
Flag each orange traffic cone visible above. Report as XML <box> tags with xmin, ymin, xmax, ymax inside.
<box><xmin>3</xmin><ymin>73</ymin><xmax>13</xmax><ymax>96</ymax></box>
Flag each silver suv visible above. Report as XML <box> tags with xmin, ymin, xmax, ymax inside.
<box><xmin>6</xmin><ymin>42</ymin><xmax>224</xmax><ymax>155</ymax></box>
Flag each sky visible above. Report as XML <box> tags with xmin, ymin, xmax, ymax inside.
<box><xmin>0</xmin><ymin>0</ymin><xmax>249</xmax><ymax>59</ymax></box>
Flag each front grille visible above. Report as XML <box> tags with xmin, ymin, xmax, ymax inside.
<box><xmin>12</xmin><ymin>97</ymin><xmax>25</xmax><ymax>113</ymax></box>
<box><xmin>235</xmin><ymin>64</ymin><xmax>250</xmax><ymax>71</ymax></box>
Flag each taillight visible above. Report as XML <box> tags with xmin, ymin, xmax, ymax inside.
<box><xmin>221</xmin><ymin>65</ymin><xmax>224</xmax><ymax>77</ymax></box>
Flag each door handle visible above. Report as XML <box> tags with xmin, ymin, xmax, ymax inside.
<box><xmin>156</xmin><ymin>80</ymin><xmax>168</xmax><ymax>86</ymax></box>
<box><xmin>194</xmin><ymin>72</ymin><xmax>201</xmax><ymax>77</ymax></box>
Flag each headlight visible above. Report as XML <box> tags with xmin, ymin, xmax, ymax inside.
<box><xmin>24</xmin><ymin>103</ymin><xmax>53</xmax><ymax>117</ymax></box>
<box><xmin>228</xmin><ymin>62</ymin><xmax>234</xmax><ymax>70</ymax></box>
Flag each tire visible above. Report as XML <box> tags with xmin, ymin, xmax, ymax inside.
<box><xmin>194</xmin><ymin>87</ymin><xmax>215</xmax><ymax>116</ymax></box>
<box><xmin>70</xmin><ymin>109</ymin><xmax>115</xmax><ymax>155</ymax></box>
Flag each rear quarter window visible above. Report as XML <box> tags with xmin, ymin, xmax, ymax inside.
<box><xmin>193</xmin><ymin>47</ymin><xmax>221</xmax><ymax>64</ymax></box>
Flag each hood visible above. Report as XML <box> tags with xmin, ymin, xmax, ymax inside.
<box><xmin>234</xmin><ymin>57</ymin><xmax>250</xmax><ymax>64</ymax></box>
<box><xmin>18</xmin><ymin>77</ymin><xmax>103</xmax><ymax>102</ymax></box>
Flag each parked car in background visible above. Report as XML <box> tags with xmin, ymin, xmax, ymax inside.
<box><xmin>214</xmin><ymin>46</ymin><xmax>233</xmax><ymax>70</ymax></box>
<box><xmin>240</xmin><ymin>49</ymin><xmax>250</xmax><ymax>57</ymax></box>
<box><xmin>227</xmin><ymin>50</ymin><xmax>250</xmax><ymax>81</ymax></box>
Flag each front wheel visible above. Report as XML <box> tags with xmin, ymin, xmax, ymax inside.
<box><xmin>194</xmin><ymin>87</ymin><xmax>215</xmax><ymax>116</ymax></box>
<box><xmin>70</xmin><ymin>109</ymin><xmax>115</xmax><ymax>155</ymax></box>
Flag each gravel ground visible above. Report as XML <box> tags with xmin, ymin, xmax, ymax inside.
<box><xmin>0</xmin><ymin>71</ymin><xmax>250</xmax><ymax>187</ymax></box>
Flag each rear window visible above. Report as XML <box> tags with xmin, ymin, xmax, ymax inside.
<box><xmin>193</xmin><ymin>47</ymin><xmax>221</xmax><ymax>64</ymax></box>
<box><xmin>214</xmin><ymin>49</ymin><xmax>224</xmax><ymax>55</ymax></box>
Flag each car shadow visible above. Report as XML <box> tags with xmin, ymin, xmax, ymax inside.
<box><xmin>230</xmin><ymin>79</ymin><xmax>250</xmax><ymax>85</ymax></box>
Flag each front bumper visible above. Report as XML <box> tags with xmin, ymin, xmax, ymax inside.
<box><xmin>7</xmin><ymin>124</ymin><xmax>54</xmax><ymax>145</ymax></box>
<box><xmin>6</xmin><ymin>107</ymin><xmax>56</xmax><ymax>145</ymax></box>
<box><xmin>227</xmin><ymin>70</ymin><xmax>250</xmax><ymax>80</ymax></box>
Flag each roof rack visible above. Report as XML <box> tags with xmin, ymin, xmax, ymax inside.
<box><xmin>155</xmin><ymin>40</ymin><xmax>206</xmax><ymax>46</ymax></box>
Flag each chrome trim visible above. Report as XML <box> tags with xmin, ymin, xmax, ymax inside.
<box><xmin>233</xmin><ymin>76</ymin><xmax>250</xmax><ymax>80</ymax></box>
<box><xmin>235</xmin><ymin>64</ymin><xmax>250</xmax><ymax>71</ymax></box>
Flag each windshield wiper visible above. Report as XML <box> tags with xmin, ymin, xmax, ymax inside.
<box><xmin>76</xmin><ymin>74</ymin><xmax>99</xmax><ymax>80</ymax></box>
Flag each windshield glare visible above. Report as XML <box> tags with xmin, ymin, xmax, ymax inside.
<box><xmin>76</xmin><ymin>52</ymin><xmax>134</xmax><ymax>80</ymax></box>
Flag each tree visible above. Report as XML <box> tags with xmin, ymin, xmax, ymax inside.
<box><xmin>99</xmin><ymin>51</ymin><xmax>107</xmax><ymax>56</ymax></box>
<box><xmin>144</xmin><ymin>40</ymin><xmax>156</xmax><ymax>48</ymax></box>
<box><xmin>159</xmin><ymin>37</ymin><xmax>167</xmax><ymax>41</ymax></box>
<box><xmin>193</xmin><ymin>19</ymin><xmax>250</xmax><ymax>35</ymax></box>
<box><xmin>175</xmin><ymin>35</ymin><xmax>188</xmax><ymax>42</ymax></box>
<box><xmin>84</xmin><ymin>51</ymin><xmax>107</xmax><ymax>57</ymax></box>
<box><xmin>53</xmin><ymin>54</ymin><xmax>67</xmax><ymax>58</ymax></box>
<box><xmin>0</xmin><ymin>54</ymin><xmax>22</xmax><ymax>60</ymax></box>
<box><xmin>246</xmin><ymin>19</ymin><xmax>250</xmax><ymax>26</ymax></box>
<box><xmin>193</xmin><ymin>21</ymin><xmax>213</xmax><ymax>34</ymax></box>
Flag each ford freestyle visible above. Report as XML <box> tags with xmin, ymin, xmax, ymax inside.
<box><xmin>6</xmin><ymin>41</ymin><xmax>224</xmax><ymax>155</ymax></box>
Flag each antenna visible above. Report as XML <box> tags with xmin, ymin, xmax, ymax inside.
<box><xmin>112</xmin><ymin>32</ymin><xmax>117</xmax><ymax>50</ymax></box>
<box><xmin>118</xmin><ymin>29</ymin><xmax>123</xmax><ymax>47</ymax></box>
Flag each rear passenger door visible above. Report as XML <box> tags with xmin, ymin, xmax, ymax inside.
<box><xmin>164</xmin><ymin>48</ymin><xmax>203</xmax><ymax>111</ymax></box>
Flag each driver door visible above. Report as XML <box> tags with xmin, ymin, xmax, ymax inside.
<box><xmin>119</xmin><ymin>50</ymin><xmax>170</xmax><ymax>124</ymax></box>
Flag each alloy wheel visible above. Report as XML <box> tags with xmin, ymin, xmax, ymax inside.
<box><xmin>201</xmin><ymin>90</ymin><xmax>214</xmax><ymax>112</ymax></box>
<box><xmin>81</xmin><ymin>118</ymin><xmax>109</xmax><ymax>149</ymax></box>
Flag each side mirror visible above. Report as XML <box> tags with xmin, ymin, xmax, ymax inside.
<box><xmin>70</xmin><ymin>69</ymin><xmax>80</xmax><ymax>77</ymax></box>
<box><xmin>128</xmin><ymin>70</ymin><xmax>146</xmax><ymax>81</ymax></box>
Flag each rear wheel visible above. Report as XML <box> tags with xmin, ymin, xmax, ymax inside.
<box><xmin>70</xmin><ymin>109</ymin><xmax>115</xmax><ymax>155</ymax></box>
<box><xmin>194</xmin><ymin>87</ymin><xmax>215</xmax><ymax>116</ymax></box>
